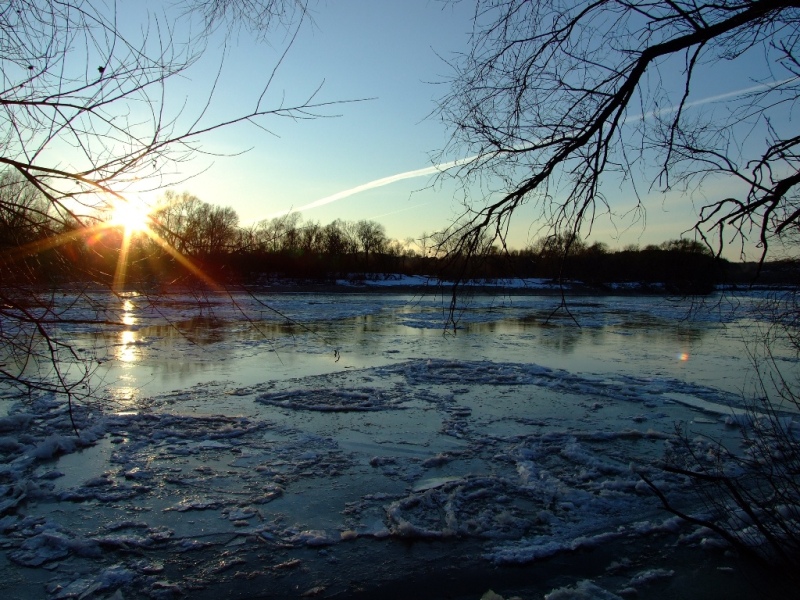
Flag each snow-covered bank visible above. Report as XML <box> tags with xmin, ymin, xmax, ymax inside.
<box><xmin>253</xmin><ymin>272</ymin><xmax>798</xmax><ymax>295</ymax></box>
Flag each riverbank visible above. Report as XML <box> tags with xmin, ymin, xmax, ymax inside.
<box><xmin>231</xmin><ymin>273</ymin><xmax>795</xmax><ymax>296</ymax></box>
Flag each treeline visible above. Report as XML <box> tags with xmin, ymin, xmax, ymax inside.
<box><xmin>0</xmin><ymin>180</ymin><xmax>418</xmax><ymax>285</ymax></box>
<box><xmin>141</xmin><ymin>190</ymin><xmax>414</xmax><ymax>280</ymax></box>
<box><xmin>0</xmin><ymin>175</ymin><xmax>769</xmax><ymax>292</ymax></box>
<box><xmin>459</xmin><ymin>234</ymin><xmax>726</xmax><ymax>294</ymax></box>
<box><xmin>453</xmin><ymin>234</ymin><xmax>793</xmax><ymax>293</ymax></box>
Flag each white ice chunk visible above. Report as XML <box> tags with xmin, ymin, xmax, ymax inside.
<box><xmin>544</xmin><ymin>580</ymin><xmax>623</xmax><ymax>600</ymax></box>
<box><xmin>628</xmin><ymin>568</ymin><xmax>675</xmax><ymax>587</ymax></box>
<box><xmin>288</xmin><ymin>529</ymin><xmax>334</xmax><ymax>546</ymax></box>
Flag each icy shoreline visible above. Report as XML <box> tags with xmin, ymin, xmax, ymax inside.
<box><xmin>243</xmin><ymin>273</ymin><xmax>796</xmax><ymax>295</ymax></box>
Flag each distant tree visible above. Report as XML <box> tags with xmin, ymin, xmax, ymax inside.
<box><xmin>660</xmin><ymin>238</ymin><xmax>713</xmax><ymax>256</ymax></box>
<box><xmin>280</xmin><ymin>213</ymin><xmax>303</xmax><ymax>254</ymax></box>
<box><xmin>428</xmin><ymin>228</ymin><xmax>459</xmax><ymax>258</ymax></box>
<box><xmin>300</xmin><ymin>221</ymin><xmax>324</xmax><ymax>254</ymax></box>
<box><xmin>252</xmin><ymin>213</ymin><xmax>301</xmax><ymax>253</ymax></box>
<box><xmin>355</xmin><ymin>220</ymin><xmax>387</xmax><ymax>265</ymax></box>
<box><xmin>384</xmin><ymin>238</ymin><xmax>410</xmax><ymax>273</ymax></box>
<box><xmin>341</xmin><ymin>220</ymin><xmax>362</xmax><ymax>256</ymax></box>
<box><xmin>531</xmin><ymin>232</ymin><xmax>587</xmax><ymax>260</ymax></box>
<box><xmin>193</xmin><ymin>204</ymin><xmax>240</xmax><ymax>255</ymax></box>
<box><xmin>586</xmin><ymin>241</ymin><xmax>609</xmax><ymax>255</ymax></box>
<box><xmin>0</xmin><ymin>171</ymin><xmax>55</xmax><ymax>289</ymax></box>
<box><xmin>236</xmin><ymin>222</ymin><xmax>261</xmax><ymax>254</ymax></box>
<box><xmin>151</xmin><ymin>191</ymin><xmax>204</xmax><ymax>254</ymax></box>
<box><xmin>322</xmin><ymin>220</ymin><xmax>349</xmax><ymax>256</ymax></box>
<box><xmin>403</xmin><ymin>237</ymin><xmax>420</xmax><ymax>258</ymax></box>
<box><xmin>148</xmin><ymin>192</ymin><xmax>241</xmax><ymax>255</ymax></box>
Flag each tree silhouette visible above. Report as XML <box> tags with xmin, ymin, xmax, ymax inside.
<box><xmin>436</xmin><ymin>0</ymin><xmax>800</xmax><ymax>263</ymax></box>
<box><xmin>355</xmin><ymin>219</ymin><xmax>388</xmax><ymax>266</ymax></box>
<box><xmin>435</xmin><ymin>0</ymin><xmax>800</xmax><ymax>572</ymax></box>
<box><xmin>0</xmin><ymin>0</ymin><xmax>343</xmax><ymax>409</ymax></box>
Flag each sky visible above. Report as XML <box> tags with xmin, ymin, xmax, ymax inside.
<box><xmin>163</xmin><ymin>1</ymin><xmax>478</xmax><ymax>246</ymax></box>
<box><xmin>119</xmin><ymin>0</ymin><xmax>789</xmax><ymax>259</ymax></box>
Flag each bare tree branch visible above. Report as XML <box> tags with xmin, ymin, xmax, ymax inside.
<box><xmin>436</xmin><ymin>0</ymin><xmax>800</xmax><ymax>265</ymax></box>
<box><xmin>0</xmin><ymin>0</ymin><xmax>353</xmax><ymax>413</ymax></box>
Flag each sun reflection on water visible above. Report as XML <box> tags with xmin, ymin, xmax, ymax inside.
<box><xmin>118</xmin><ymin>330</ymin><xmax>139</xmax><ymax>363</ymax></box>
<box><xmin>111</xmin><ymin>295</ymin><xmax>142</xmax><ymax>408</ymax></box>
<box><xmin>117</xmin><ymin>295</ymin><xmax>140</xmax><ymax>364</ymax></box>
<box><xmin>122</xmin><ymin>299</ymin><xmax>137</xmax><ymax>326</ymax></box>
<box><xmin>110</xmin><ymin>385</ymin><xmax>139</xmax><ymax>407</ymax></box>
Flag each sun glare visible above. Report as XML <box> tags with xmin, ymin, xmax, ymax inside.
<box><xmin>110</xmin><ymin>198</ymin><xmax>152</xmax><ymax>235</ymax></box>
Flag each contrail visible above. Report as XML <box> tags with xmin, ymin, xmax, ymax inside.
<box><xmin>272</xmin><ymin>78</ymin><xmax>796</xmax><ymax>219</ymax></box>
<box><xmin>625</xmin><ymin>77</ymin><xmax>798</xmax><ymax>123</ymax></box>
<box><xmin>268</xmin><ymin>155</ymin><xmax>480</xmax><ymax>218</ymax></box>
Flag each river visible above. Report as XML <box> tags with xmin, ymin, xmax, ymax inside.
<box><xmin>0</xmin><ymin>285</ymin><xmax>794</xmax><ymax>599</ymax></box>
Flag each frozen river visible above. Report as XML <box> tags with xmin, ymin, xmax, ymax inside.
<box><xmin>0</xmin><ymin>285</ymin><xmax>795</xmax><ymax>599</ymax></box>
<box><xmin>90</xmin><ymin>288</ymin><xmax>782</xmax><ymax>403</ymax></box>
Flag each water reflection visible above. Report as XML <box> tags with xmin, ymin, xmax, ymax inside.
<box><xmin>106</xmin><ymin>296</ymin><xmax>144</xmax><ymax>406</ymax></box>
<box><xmin>116</xmin><ymin>294</ymin><xmax>140</xmax><ymax>364</ymax></box>
<box><xmin>109</xmin><ymin>382</ymin><xmax>138</xmax><ymax>406</ymax></box>
<box><xmin>117</xmin><ymin>330</ymin><xmax>138</xmax><ymax>363</ymax></box>
<box><xmin>70</xmin><ymin>291</ymin><xmax>772</xmax><ymax>402</ymax></box>
<box><xmin>465</xmin><ymin>314</ymin><xmax>711</xmax><ymax>354</ymax></box>
<box><xmin>122</xmin><ymin>299</ymin><xmax>136</xmax><ymax>326</ymax></box>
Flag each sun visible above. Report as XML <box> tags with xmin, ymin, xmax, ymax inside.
<box><xmin>109</xmin><ymin>198</ymin><xmax>152</xmax><ymax>235</ymax></box>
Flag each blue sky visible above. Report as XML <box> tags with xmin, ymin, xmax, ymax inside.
<box><xmin>128</xmin><ymin>0</ymin><xmax>788</xmax><ymax>258</ymax></box>
<box><xmin>158</xmin><ymin>1</ymin><xmax>475</xmax><ymax>245</ymax></box>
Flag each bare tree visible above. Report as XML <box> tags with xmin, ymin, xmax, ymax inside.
<box><xmin>322</xmin><ymin>219</ymin><xmax>349</xmax><ymax>256</ymax></box>
<box><xmin>300</xmin><ymin>220</ymin><xmax>324</xmax><ymax>254</ymax></box>
<box><xmin>173</xmin><ymin>201</ymin><xmax>240</xmax><ymax>256</ymax></box>
<box><xmin>436</xmin><ymin>0</ymin><xmax>800</xmax><ymax>263</ymax></box>
<box><xmin>150</xmin><ymin>191</ymin><xmax>204</xmax><ymax>254</ymax></box>
<box><xmin>0</xmin><ymin>0</ymin><xmax>344</xmax><ymax>410</ymax></box>
<box><xmin>0</xmin><ymin>171</ymin><xmax>51</xmax><ymax>247</ymax></box>
<box><xmin>355</xmin><ymin>219</ymin><xmax>387</xmax><ymax>265</ymax></box>
<box><xmin>436</xmin><ymin>0</ymin><xmax>800</xmax><ymax>571</ymax></box>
